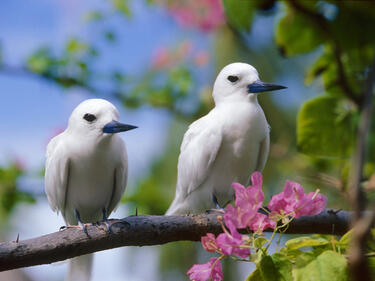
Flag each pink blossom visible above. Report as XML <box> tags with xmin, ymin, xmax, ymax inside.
<box><xmin>176</xmin><ymin>41</ymin><xmax>193</xmax><ymax>59</ymax></box>
<box><xmin>201</xmin><ymin>233</ymin><xmax>219</xmax><ymax>252</ymax></box>
<box><xmin>194</xmin><ymin>51</ymin><xmax>210</xmax><ymax>66</ymax></box>
<box><xmin>223</xmin><ymin>204</ymin><xmax>256</xmax><ymax>229</ymax></box>
<box><xmin>268</xmin><ymin>180</ymin><xmax>327</xmax><ymax>218</ymax></box>
<box><xmin>187</xmin><ymin>257</ymin><xmax>223</xmax><ymax>281</ymax></box>
<box><xmin>151</xmin><ymin>47</ymin><xmax>170</xmax><ymax>69</ymax></box>
<box><xmin>295</xmin><ymin>192</ymin><xmax>327</xmax><ymax>218</ymax></box>
<box><xmin>216</xmin><ymin>224</ymin><xmax>250</xmax><ymax>258</ymax></box>
<box><xmin>232</xmin><ymin>171</ymin><xmax>264</xmax><ymax>211</ymax></box>
<box><xmin>167</xmin><ymin>0</ymin><xmax>226</xmax><ymax>32</ymax></box>
<box><xmin>248</xmin><ymin>213</ymin><xmax>276</xmax><ymax>232</ymax></box>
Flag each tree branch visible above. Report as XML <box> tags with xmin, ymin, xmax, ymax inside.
<box><xmin>348</xmin><ymin>56</ymin><xmax>375</xmax><ymax>281</ymax></box>
<box><xmin>0</xmin><ymin>209</ymin><xmax>353</xmax><ymax>272</ymax></box>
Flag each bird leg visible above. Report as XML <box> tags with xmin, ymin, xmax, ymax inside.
<box><xmin>75</xmin><ymin>209</ymin><xmax>90</xmax><ymax>235</ymax></box>
<box><xmin>101</xmin><ymin>208</ymin><xmax>112</xmax><ymax>233</ymax></box>
<box><xmin>60</xmin><ymin>210</ymin><xmax>90</xmax><ymax>236</ymax></box>
<box><xmin>206</xmin><ymin>194</ymin><xmax>225</xmax><ymax>214</ymax></box>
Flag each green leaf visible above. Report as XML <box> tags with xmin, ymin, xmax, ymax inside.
<box><xmin>305</xmin><ymin>52</ymin><xmax>331</xmax><ymax>85</ymax></box>
<box><xmin>272</xmin><ymin>253</ymin><xmax>293</xmax><ymax>281</ymax></box>
<box><xmin>66</xmin><ymin>38</ymin><xmax>88</xmax><ymax>53</ymax></box>
<box><xmin>276</xmin><ymin>6</ymin><xmax>325</xmax><ymax>56</ymax></box>
<box><xmin>259</xmin><ymin>255</ymin><xmax>280</xmax><ymax>281</ymax></box>
<box><xmin>104</xmin><ymin>31</ymin><xmax>116</xmax><ymax>42</ymax></box>
<box><xmin>222</xmin><ymin>0</ymin><xmax>255</xmax><ymax>31</ymax></box>
<box><xmin>369</xmin><ymin>257</ymin><xmax>375</xmax><ymax>277</ymax></box>
<box><xmin>26</xmin><ymin>48</ymin><xmax>52</xmax><ymax>73</ymax></box>
<box><xmin>286</xmin><ymin>236</ymin><xmax>329</xmax><ymax>251</ymax></box>
<box><xmin>247</xmin><ymin>254</ymin><xmax>293</xmax><ymax>281</ymax></box>
<box><xmin>338</xmin><ymin>229</ymin><xmax>352</xmax><ymax>250</ymax></box>
<box><xmin>246</xmin><ymin>267</ymin><xmax>262</xmax><ymax>281</ymax></box>
<box><xmin>292</xmin><ymin>251</ymin><xmax>348</xmax><ymax>281</ymax></box>
<box><xmin>112</xmin><ymin>0</ymin><xmax>131</xmax><ymax>17</ymax></box>
<box><xmin>254</xmin><ymin>237</ymin><xmax>268</xmax><ymax>248</ymax></box>
<box><xmin>84</xmin><ymin>11</ymin><xmax>103</xmax><ymax>22</ymax></box>
<box><xmin>297</xmin><ymin>96</ymin><xmax>355</xmax><ymax>157</ymax></box>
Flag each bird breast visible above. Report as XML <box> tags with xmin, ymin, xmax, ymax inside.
<box><xmin>209</xmin><ymin>102</ymin><xmax>269</xmax><ymax>199</ymax></box>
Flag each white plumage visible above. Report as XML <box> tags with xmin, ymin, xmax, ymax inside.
<box><xmin>166</xmin><ymin>63</ymin><xmax>286</xmax><ymax>215</ymax></box>
<box><xmin>45</xmin><ymin>98</ymin><xmax>136</xmax><ymax>281</ymax></box>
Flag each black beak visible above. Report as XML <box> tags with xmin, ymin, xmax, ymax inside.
<box><xmin>247</xmin><ymin>80</ymin><xmax>287</xmax><ymax>93</ymax></box>
<box><xmin>103</xmin><ymin>121</ymin><xmax>137</xmax><ymax>134</ymax></box>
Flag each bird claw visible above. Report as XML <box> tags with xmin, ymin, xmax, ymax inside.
<box><xmin>205</xmin><ymin>208</ymin><xmax>225</xmax><ymax>215</ymax></box>
<box><xmin>207</xmin><ymin>194</ymin><xmax>225</xmax><ymax>214</ymax></box>
<box><xmin>97</xmin><ymin>208</ymin><xmax>112</xmax><ymax>233</ymax></box>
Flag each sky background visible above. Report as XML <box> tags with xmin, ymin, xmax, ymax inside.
<box><xmin>0</xmin><ymin>1</ymin><xmax>319</xmax><ymax>280</ymax></box>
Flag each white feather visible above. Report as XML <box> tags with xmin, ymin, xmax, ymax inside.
<box><xmin>45</xmin><ymin>99</ymin><xmax>131</xmax><ymax>280</ymax></box>
<box><xmin>166</xmin><ymin>63</ymin><xmax>274</xmax><ymax>215</ymax></box>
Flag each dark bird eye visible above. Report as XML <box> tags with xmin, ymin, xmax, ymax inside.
<box><xmin>227</xmin><ymin>75</ymin><xmax>239</xmax><ymax>83</ymax></box>
<box><xmin>83</xmin><ymin>113</ymin><xmax>96</xmax><ymax>122</ymax></box>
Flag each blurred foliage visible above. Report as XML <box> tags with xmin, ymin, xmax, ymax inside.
<box><xmin>0</xmin><ymin>162</ymin><xmax>34</xmax><ymax>222</ymax></box>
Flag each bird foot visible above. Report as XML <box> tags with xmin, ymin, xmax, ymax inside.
<box><xmin>97</xmin><ymin>219</ymin><xmax>112</xmax><ymax>233</ymax></box>
<box><xmin>60</xmin><ymin>223</ymin><xmax>91</xmax><ymax>235</ymax></box>
<box><xmin>207</xmin><ymin>194</ymin><xmax>225</xmax><ymax>214</ymax></box>
<box><xmin>97</xmin><ymin>208</ymin><xmax>112</xmax><ymax>233</ymax></box>
<box><xmin>205</xmin><ymin>208</ymin><xmax>225</xmax><ymax>215</ymax></box>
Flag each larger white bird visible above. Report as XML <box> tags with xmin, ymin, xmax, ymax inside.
<box><xmin>45</xmin><ymin>98</ymin><xmax>136</xmax><ymax>281</ymax></box>
<box><xmin>166</xmin><ymin>63</ymin><xmax>286</xmax><ymax>215</ymax></box>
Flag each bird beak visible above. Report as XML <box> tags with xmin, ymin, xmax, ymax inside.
<box><xmin>247</xmin><ymin>80</ymin><xmax>287</xmax><ymax>93</ymax></box>
<box><xmin>103</xmin><ymin>121</ymin><xmax>138</xmax><ymax>134</ymax></box>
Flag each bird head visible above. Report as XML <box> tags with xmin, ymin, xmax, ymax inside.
<box><xmin>67</xmin><ymin>99</ymin><xmax>137</xmax><ymax>138</ymax></box>
<box><xmin>212</xmin><ymin>62</ymin><xmax>287</xmax><ymax>104</ymax></box>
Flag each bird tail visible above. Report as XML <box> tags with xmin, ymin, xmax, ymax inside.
<box><xmin>165</xmin><ymin>197</ymin><xmax>186</xmax><ymax>215</ymax></box>
<box><xmin>65</xmin><ymin>254</ymin><xmax>93</xmax><ymax>281</ymax></box>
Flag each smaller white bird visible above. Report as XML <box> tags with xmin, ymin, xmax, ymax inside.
<box><xmin>45</xmin><ymin>98</ymin><xmax>136</xmax><ymax>281</ymax></box>
<box><xmin>166</xmin><ymin>62</ymin><xmax>286</xmax><ymax>215</ymax></box>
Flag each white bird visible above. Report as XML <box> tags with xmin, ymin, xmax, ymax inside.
<box><xmin>166</xmin><ymin>63</ymin><xmax>286</xmax><ymax>215</ymax></box>
<box><xmin>45</xmin><ymin>98</ymin><xmax>136</xmax><ymax>281</ymax></box>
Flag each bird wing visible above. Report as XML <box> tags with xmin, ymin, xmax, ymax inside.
<box><xmin>108</xmin><ymin>140</ymin><xmax>128</xmax><ymax>214</ymax></box>
<box><xmin>45</xmin><ymin>134</ymin><xmax>70</xmax><ymax>214</ymax></box>
<box><xmin>176</xmin><ymin>117</ymin><xmax>222</xmax><ymax>198</ymax></box>
<box><xmin>255</xmin><ymin>127</ymin><xmax>270</xmax><ymax>172</ymax></box>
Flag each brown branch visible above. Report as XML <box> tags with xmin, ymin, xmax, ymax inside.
<box><xmin>0</xmin><ymin>209</ymin><xmax>353</xmax><ymax>272</ymax></box>
<box><xmin>348</xmin><ymin>56</ymin><xmax>375</xmax><ymax>281</ymax></box>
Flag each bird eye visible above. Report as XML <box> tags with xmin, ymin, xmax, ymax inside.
<box><xmin>227</xmin><ymin>75</ymin><xmax>239</xmax><ymax>83</ymax></box>
<box><xmin>83</xmin><ymin>113</ymin><xmax>97</xmax><ymax>122</ymax></box>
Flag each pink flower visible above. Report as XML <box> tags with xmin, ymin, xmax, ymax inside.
<box><xmin>268</xmin><ymin>180</ymin><xmax>327</xmax><ymax>218</ymax></box>
<box><xmin>201</xmin><ymin>233</ymin><xmax>219</xmax><ymax>252</ymax></box>
<box><xmin>187</xmin><ymin>257</ymin><xmax>223</xmax><ymax>281</ymax></box>
<box><xmin>166</xmin><ymin>0</ymin><xmax>226</xmax><ymax>32</ymax></box>
<box><xmin>223</xmin><ymin>204</ymin><xmax>256</xmax><ymax>229</ymax></box>
<box><xmin>295</xmin><ymin>192</ymin><xmax>327</xmax><ymax>218</ymax></box>
<box><xmin>194</xmin><ymin>51</ymin><xmax>210</xmax><ymax>66</ymax></box>
<box><xmin>151</xmin><ymin>47</ymin><xmax>171</xmax><ymax>69</ymax></box>
<box><xmin>216</xmin><ymin>224</ymin><xmax>250</xmax><ymax>258</ymax></box>
<box><xmin>248</xmin><ymin>213</ymin><xmax>276</xmax><ymax>232</ymax></box>
<box><xmin>233</xmin><ymin>172</ymin><xmax>264</xmax><ymax>211</ymax></box>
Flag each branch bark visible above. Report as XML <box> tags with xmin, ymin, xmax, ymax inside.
<box><xmin>0</xmin><ymin>209</ymin><xmax>352</xmax><ymax>272</ymax></box>
<box><xmin>348</xmin><ymin>56</ymin><xmax>375</xmax><ymax>281</ymax></box>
